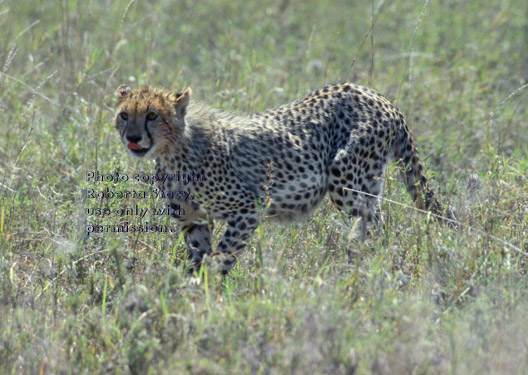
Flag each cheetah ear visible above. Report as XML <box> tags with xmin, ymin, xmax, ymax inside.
<box><xmin>171</xmin><ymin>87</ymin><xmax>192</xmax><ymax>117</ymax></box>
<box><xmin>115</xmin><ymin>84</ymin><xmax>132</xmax><ymax>102</ymax></box>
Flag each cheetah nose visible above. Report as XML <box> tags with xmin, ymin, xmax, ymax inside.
<box><xmin>126</xmin><ymin>134</ymin><xmax>142</xmax><ymax>143</ymax></box>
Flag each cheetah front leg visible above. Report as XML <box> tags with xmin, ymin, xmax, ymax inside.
<box><xmin>168</xmin><ymin>197</ymin><xmax>213</xmax><ymax>272</ymax></box>
<box><xmin>182</xmin><ymin>222</ymin><xmax>213</xmax><ymax>272</ymax></box>
<box><xmin>215</xmin><ymin>211</ymin><xmax>259</xmax><ymax>274</ymax></box>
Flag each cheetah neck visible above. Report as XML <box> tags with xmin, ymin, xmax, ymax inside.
<box><xmin>156</xmin><ymin>114</ymin><xmax>217</xmax><ymax>175</ymax></box>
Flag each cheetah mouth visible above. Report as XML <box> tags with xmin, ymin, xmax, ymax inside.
<box><xmin>127</xmin><ymin>142</ymin><xmax>150</xmax><ymax>157</ymax></box>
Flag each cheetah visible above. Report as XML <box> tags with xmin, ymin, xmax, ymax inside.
<box><xmin>114</xmin><ymin>83</ymin><xmax>450</xmax><ymax>273</ymax></box>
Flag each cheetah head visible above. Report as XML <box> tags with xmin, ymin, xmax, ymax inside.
<box><xmin>114</xmin><ymin>84</ymin><xmax>192</xmax><ymax>158</ymax></box>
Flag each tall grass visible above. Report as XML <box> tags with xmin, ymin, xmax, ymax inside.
<box><xmin>1</xmin><ymin>0</ymin><xmax>527</xmax><ymax>373</ymax></box>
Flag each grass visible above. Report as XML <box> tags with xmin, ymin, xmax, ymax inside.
<box><xmin>1</xmin><ymin>0</ymin><xmax>528</xmax><ymax>373</ymax></box>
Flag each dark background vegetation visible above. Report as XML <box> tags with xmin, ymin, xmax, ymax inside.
<box><xmin>1</xmin><ymin>0</ymin><xmax>527</xmax><ymax>373</ymax></box>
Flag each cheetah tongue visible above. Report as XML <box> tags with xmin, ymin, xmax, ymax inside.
<box><xmin>128</xmin><ymin>143</ymin><xmax>143</xmax><ymax>150</ymax></box>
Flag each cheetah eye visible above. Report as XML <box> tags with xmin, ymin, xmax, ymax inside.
<box><xmin>146</xmin><ymin>112</ymin><xmax>158</xmax><ymax>121</ymax></box>
<box><xmin>119</xmin><ymin>112</ymin><xmax>128</xmax><ymax>121</ymax></box>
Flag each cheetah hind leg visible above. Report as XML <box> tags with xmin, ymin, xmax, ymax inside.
<box><xmin>331</xmin><ymin>191</ymin><xmax>385</xmax><ymax>264</ymax></box>
<box><xmin>327</xmin><ymin>151</ymin><xmax>386</xmax><ymax>243</ymax></box>
<box><xmin>341</xmin><ymin>192</ymin><xmax>384</xmax><ymax>243</ymax></box>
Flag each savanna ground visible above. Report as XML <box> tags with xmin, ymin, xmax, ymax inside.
<box><xmin>1</xmin><ymin>0</ymin><xmax>528</xmax><ymax>374</ymax></box>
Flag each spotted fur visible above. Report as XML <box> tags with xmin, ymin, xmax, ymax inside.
<box><xmin>114</xmin><ymin>83</ymin><xmax>448</xmax><ymax>273</ymax></box>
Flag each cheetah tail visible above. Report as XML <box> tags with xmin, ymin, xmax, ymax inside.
<box><xmin>392</xmin><ymin>117</ymin><xmax>455</xmax><ymax>226</ymax></box>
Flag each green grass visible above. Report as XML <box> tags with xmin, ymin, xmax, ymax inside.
<box><xmin>1</xmin><ymin>0</ymin><xmax>528</xmax><ymax>373</ymax></box>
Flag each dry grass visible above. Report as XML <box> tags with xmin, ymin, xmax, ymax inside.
<box><xmin>1</xmin><ymin>0</ymin><xmax>528</xmax><ymax>374</ymax></box>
